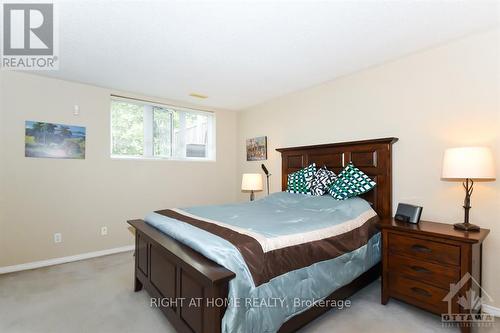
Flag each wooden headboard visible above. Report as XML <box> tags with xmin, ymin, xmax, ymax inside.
<box><xmin>276</xmin><ymin>137</ymin><xmax>398</xmax><ymax>219</ymax></box>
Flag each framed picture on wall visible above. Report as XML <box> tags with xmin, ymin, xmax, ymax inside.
<box><xmin>25</xmin><ymin>121</ymin><xmax>86</xmax><ymax>159</ymax></box>
<box><xmin>246</xmin><ymin>136</ymin><xmax>267</xmax><ymax>161</ymax></box>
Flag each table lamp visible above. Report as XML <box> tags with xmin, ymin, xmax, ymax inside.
<box><xmin>442</xmin><ymin>147</ymin><xmax>496</xmax><ymax>231</ymax></box>
<box><xmin>241</xmin><ymin>173</ymin><xmax>263</xmax><ymax>201</ymax></box>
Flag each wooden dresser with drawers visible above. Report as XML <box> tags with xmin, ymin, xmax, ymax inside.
<box><xmin>379</xmin><ymin>218</ymin><xmax>489</xmax><ymax>333</ymax></box>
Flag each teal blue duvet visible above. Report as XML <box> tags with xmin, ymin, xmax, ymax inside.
<box><xmin>145</xmin><ymin>192</ymin><xmax>380</xmax><ymax>333</ymax></box>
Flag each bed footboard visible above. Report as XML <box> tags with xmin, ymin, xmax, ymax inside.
<box><xmin>128</xmin><ymin>220</ymin><xmax>235</xmax><ymax>333</ymax></box>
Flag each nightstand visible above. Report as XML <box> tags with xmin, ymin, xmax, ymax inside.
<box><xmin>378</xmin><ymin>218</ymin><xmax>489</xmax><ymax>333</ymax></box>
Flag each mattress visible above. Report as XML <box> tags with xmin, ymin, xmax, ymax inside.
<box><xmin>145</xmin><ymin>192</ymin><xmax>381</xmax><ymax>333</ymax></box>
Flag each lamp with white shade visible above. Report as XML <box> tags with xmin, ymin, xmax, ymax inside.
<box><xmin>241</xmin><ymin>173</ymin><xmax>263</xmax><ymax>201</ymax></box>
<box><xmin>442</xmin><ymin>147</ymin><xmax>496</xmax><ymax>231</ymax></box>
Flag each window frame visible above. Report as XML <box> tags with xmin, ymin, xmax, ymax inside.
<box><xmin>109</xmin><ymin>96</ymin><xmax>216</xmax><ymax>162</ymax></box>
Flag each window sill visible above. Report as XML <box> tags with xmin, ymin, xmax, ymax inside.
<box><xmin>110</xmin><ymin>155</ymin><xmax>216</xmax><ymax>162</ymax></box>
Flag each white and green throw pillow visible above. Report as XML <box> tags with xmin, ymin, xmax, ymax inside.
<box><xmin>310</xmin><ymin>167</ymin><xmax>337</xmax><ymax>196</ymax></box>
<box><xmin>286</xmin><ymin>163</ymin><xmax>316</xmax><ymax>195</ymax></box>
<box><xmin>328</xmin><ymin>162</ymin><xmax>376</xmax><ymax>200</ymax></box>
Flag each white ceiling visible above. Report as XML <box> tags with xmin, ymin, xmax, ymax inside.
<box><xmin>40</xmin><ymin>0</ymin><xmax>499</xmax><ymax>110</ymax></box>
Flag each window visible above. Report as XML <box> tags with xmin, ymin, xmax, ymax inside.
<box><xmin>111</xmin><ymin>97</ymin><xmax>215</xmax><ymax>160</ymax></box>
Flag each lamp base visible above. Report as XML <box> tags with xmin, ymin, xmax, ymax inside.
<box><xmin>453</xmin><ymin>222</ymin><xmax>480</xmax><ymax>232</ymax></box>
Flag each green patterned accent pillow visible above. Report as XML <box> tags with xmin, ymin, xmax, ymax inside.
<box><xmin>328</xmin><ymin>162</ymin><xmax>376</xmax><ymax>200</ymax></box>
<box><xmin>286</xmin><ymin>163</ymin><xmax>316</xmax><ymax>195</ymax></box>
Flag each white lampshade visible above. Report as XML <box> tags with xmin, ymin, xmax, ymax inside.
<box><xmin>442</xmin><ymin>147</ymin><xmax>496</xmax><ymax>180</ymax></box>
<box><xmin>241</xmin><ymin>173</ymin><xmax>263</xmax><ymax>191</ymax></box>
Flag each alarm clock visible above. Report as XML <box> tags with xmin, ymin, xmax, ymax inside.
<box><xmin>394</xmin><ymin>203</ymin><xmax>423</xmax><ymax>224</ymax></box>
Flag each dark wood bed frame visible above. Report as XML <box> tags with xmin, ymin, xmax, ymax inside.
<box><xmin>128</xmin><ymin>137</ymin><xmax>398</xmax><ymax>333</ymax></box>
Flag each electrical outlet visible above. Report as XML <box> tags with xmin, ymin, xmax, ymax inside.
<box><xmin>54</xmin><ymin>233</ymin><xmax>62</xmax><ymax>243</ymax></box>
<box><xmin>73</xmin><ymin>105</ymin><xmax>80</xmax><ymax>116</ymax></box>
<box><xmin>100</xmin><ymin>226</ymin><xmax>108</xmax><ymax>236</ymax></box>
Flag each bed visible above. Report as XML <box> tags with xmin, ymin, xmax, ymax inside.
<box><xmin>128</xmin><ymin>137</ymin><xmax>398</xmax><ymax>333</ymax></box>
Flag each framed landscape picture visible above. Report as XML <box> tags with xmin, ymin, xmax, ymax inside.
<box><xmin>25</xmin><ymin>121</ymin><xmax>86</xmax><ymax>159</ymax></box>
<box><xmin>246</xmin><ymin>136</ymin><xmax>267</xmax><ymax>161</ymax></box>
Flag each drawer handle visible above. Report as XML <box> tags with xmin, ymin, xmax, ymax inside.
<box><xmin>410</xmin><ymin>265</ymin><xmax>431</xmax><ymax>274</ymax></box>
<box><xmin>411</xmin><ymin>244</ymin><xmax>432</xmax><ymax>253</ymax></box>
<box><xmin>411</xmin><ymin>287</ymin><xmax>432</xmax><ymax>298</ymax></box>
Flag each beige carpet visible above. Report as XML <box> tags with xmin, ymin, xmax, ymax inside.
<box><xmin>0</xmin><ymin>252</ymin><xmax>496</xmax><ymax>333</ymax></box>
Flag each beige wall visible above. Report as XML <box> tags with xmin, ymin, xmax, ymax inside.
<box><xmin>0</xmin><ymin>72</ymin><xmax>6</xmax><ymax>265</ymax></box>
<box><xmin>0</xmin><ymin>71</ymin><xmax>237</xmax><ymax>267</ymax></box>
<box><xmin>238</xmin><ymin>29</ymin><xmax>500</xmax><ymax>304</ymax></box>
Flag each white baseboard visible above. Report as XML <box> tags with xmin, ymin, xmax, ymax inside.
<box><xmin>483</xmin><ymin>304</ymin><xmax>500</xmax><ymax>317</ymax></box>
<box><xmin>0</xmin><ymin>245</ymin><xmax>135</xmax><ymax>274</ymax></box>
